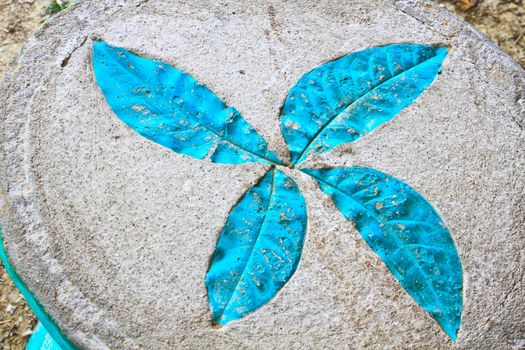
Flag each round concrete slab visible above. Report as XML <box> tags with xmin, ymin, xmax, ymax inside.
<box><xmin>1</xmin><ymin>1</ymin><xmax>524</xmax><ymax>349</ymax></box>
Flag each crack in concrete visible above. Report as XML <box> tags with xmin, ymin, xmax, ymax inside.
<box><xmin>61</xmin><ymin>36</ymin><xmax>87</xmax><ymax>68</ymax></box>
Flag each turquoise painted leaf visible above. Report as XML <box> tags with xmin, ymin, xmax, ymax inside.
<box><xmin>93</xmin><ymin>42</ymin><xmax>282</xmax><ymax>165</ymax></box>
<box><xmin>303</xmin><ymin>167</ymin><xmax>462</xmax><ymax>340</ymax></box>
<box><xmin>206</xmin><ymin>168</ymin><xmax>307</xmax><ymax>325</ymax></box>
<box><xmin>281</xmin><ymin>44</ymin><xmax>448</xmax><ymax>165</ymax></box>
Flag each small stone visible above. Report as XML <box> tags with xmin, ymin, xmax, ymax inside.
<box><xmin>5</xmin><ymin>304</ymin><xmax>16</xmax><ymax>314</ymax></box>
<box><xmin>457</xmin><ymin>0</ymin><xmax>478</xmax><ymax>11</ymax></box>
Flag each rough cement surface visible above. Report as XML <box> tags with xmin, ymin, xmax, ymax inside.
<box><xmin>0</xmin><ymin>0</ymin><xmax>524</xmax><ymax>349</ymax></box>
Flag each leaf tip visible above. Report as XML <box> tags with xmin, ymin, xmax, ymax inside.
<box><xmin>92</xmin><ymin>40</ymin><xmax>107</xmax><ymax>53</ymax></box>
<box><xmin>433</xmin><ymin>46</ymin><xmax>449</xmax><ymax>65</ymax></box>
<box><xmin>93</xmin><ymin>41</ymin><xmax>123</xmax><ymax>64</ymax></box>
<box><xmin>439</xmin><ymin>316</ymin><xmax>461</xmax><ymax>342</ymax></box>
<box><xmin>92</xmin><ymin>41</ymin><xmax>112</xmax><ymax>67</ymax></box>
<box><xmin>444</xmin><ymin>323</ymin><xmax>459</xmax><ymax>342</ymax></box>
<box><xmin>211</xmin><ymin>314</ymin><xmax>230</xmax><ymax>327</ymax></box>
<box><xmin>210</xmin><ymin>320</ymin><xmax>224</xmax><ymax>329</ymax></box>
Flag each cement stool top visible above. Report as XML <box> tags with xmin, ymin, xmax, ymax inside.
<box><xmin>0</xmin><ymin>1</ymin><xmax>524</xmax><ymax>349</ymax></box>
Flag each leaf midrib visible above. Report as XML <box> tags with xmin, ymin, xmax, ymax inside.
<box><xmin>112</xmin><ymin>58</ymin><xmax>280</xmax><ymax>165</ymax></box>
<box><xmin>292</xmin><ymin>52</ymin><xmax>439</xmax><ymax>166</ymax></box>
<box><xmin>306</xmin><ymin>171</ymin><xmax>448</xmax><ymax>319</ymax></box>
<box><xmin>217</xmin><ymin>169</ymin><xmax>277</xmax><ymax>320</ymax></box>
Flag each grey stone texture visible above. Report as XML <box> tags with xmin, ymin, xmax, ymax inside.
<box><xmin>0</xmin><ymin>0</ymin><xmax>524</xmax><ymax>349</ymax></box>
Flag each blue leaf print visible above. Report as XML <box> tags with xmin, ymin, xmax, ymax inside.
<box><xmin>281</xmin><ymin>44</ymin><xmax>448</xmax><ymax>165</ymax></box>
<box><xmin>93</xmin><ymin>42</ymin><xmax>282</xmax><ymax>165</ymax></box>
<box><xmin>93</xmin><ymin>39</ymin><xmax>462</xmax><ymax>341</ymax></box>
<box><xmin>206</xmin><ymin>168</ymin><xmax>307</xmax><ymax>325</ymax></box>
<box><xmin>303</xmin><ymin>167</ymin><xmax>462</xmax><ymax>340</ymax></box>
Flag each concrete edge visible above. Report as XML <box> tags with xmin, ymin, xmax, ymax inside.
<box><xmin>395</xmin><ymin>0</ymin><xmax>525</xmax><ymax>75</ymax></box>
<box><xmin>0</xmin><ymin>226</ymin><xmax>79</xmax><ymax>350</ymax></box>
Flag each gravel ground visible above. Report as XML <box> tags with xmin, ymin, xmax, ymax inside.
<box><xmin>0</xmin><ymin>1</ymin><xmax>523</xmax><ymax>349</ymax></box>
<box><xmin>437</xmin><ymin>0</ymin><xmax>525</xmax><ymax>67</ymax></box>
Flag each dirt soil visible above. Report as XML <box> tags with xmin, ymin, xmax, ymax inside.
<box><xmin>437</xmin><ymin>0</ymin><xmax>525</xmax><ymax>67</ymax></box>
<box><xmin>0</xmin><ymin>0</ymin><xmax>523</xmax><ymax>349</ymax></box>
